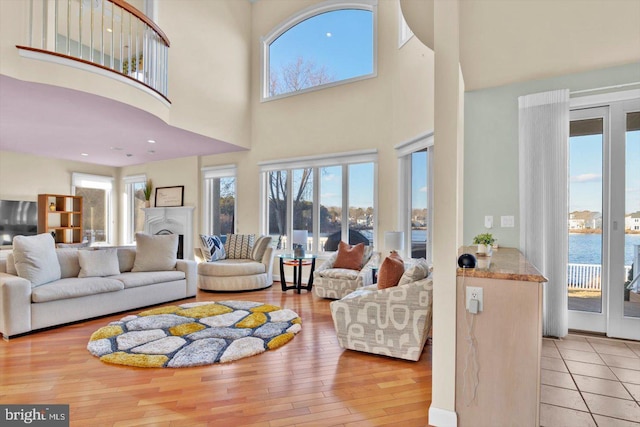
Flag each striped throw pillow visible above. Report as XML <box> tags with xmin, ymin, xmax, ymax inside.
<box><xmin>225</xmin><ymin>234</ymin><xmax>255</xmax><ymax>259</ymax></box>
<box><xmin>199</xmin><ymin>234</ymin><xmax>226</xmax><ymax>262</ymax></box>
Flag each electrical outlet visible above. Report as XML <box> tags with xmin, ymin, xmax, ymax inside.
<box><xmin>484</xmin><ymin>215</ymin><xmax>493</xmax><ymax>228</ymax></box>
<box><xmin>466</xmin><ymin>286</ymin><xmax>484</xmax><ymax>312</ymax></box>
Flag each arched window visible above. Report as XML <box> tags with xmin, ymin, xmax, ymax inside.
<box><xmin>262</xmin><ymin>0</ymin><xmax>377</xmax><ymax>100</ymax></box>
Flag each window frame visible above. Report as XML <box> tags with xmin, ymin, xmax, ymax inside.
<box><xmin>122</xmin><ymin>174</ymin><xmax>147</xmax><ymax>245</ymax></box>
<box><xmin>71</xmin><ymin>172</ymin><xmax>115</xmax><ymax>246</ymax></box>
<box><xmin>395</xmin><ymin>131</ymin><xmax>433</xmax><ymax>262</ymax></box>
<box><xmin>261</xmin><ymin>0</ymin><xmax>378</xmax><ymax>102</ymax></box>
<box><xmin>259</xmin><ymin>149</ymin><xmax>378</xmax><ymax>252</ymax></box>
<box><xmin>201</xmin><ymin>165</ymin><xmax>237</xmax><ymax>236</ymax></box>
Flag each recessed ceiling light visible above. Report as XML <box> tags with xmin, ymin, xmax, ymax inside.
<box><xmin>148</xmin><ymin>150</ymin><xmax>156</xmax><ymax>154</ymax></box>
<box><xmin>81</xmin><ymin>153</ymin><xmax>89</xmax><ymax>156</ymax></box>
<box><xmin>147</xmin><ymin>139</ymin><xmax>156</xmax><ymax>144</ymax></box>
<box><xmin>110</xmin><ymin>146</ymin><xmax>123</xmax><ymax>151</ymax></box>
<box><xmin>326</xmin><ymin>32</ymin><xmax>332</xmax><ymax>37</ymax></box>
<box><xmin>106</xmin><ymin>28</ymin><xmax>112</xmax><ymax>33</ymax></box>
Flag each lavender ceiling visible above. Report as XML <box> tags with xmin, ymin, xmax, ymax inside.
<box><xmin>0</xmin><ymin>75</ymin><xmax>245</xmax><ymax>167</ymax></box>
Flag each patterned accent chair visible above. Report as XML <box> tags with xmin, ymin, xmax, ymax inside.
<box><xmin>329</xmin><ymin>266</ymin><xmax>433</xmax><ymax>361</ymax></box>
<box><xmin>312</xmin><ymin>248</ymin><xmax>377</xmax><ymax>300</ymax></box>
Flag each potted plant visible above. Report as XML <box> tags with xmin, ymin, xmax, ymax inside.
<box><xmin>143</xmin><ymin>179</ymin><xmax>153</xmax><ymax>208</ymax></box>
<box><xmin>473</xmin><ymin>233</ymin><xmax>496</xmax><ymax>255</ymax></box>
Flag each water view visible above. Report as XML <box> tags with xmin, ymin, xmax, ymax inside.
<box><xmin>569</xmin><ymin>233</ymin><xmax>640</xmax><ymax>266</ymax></box>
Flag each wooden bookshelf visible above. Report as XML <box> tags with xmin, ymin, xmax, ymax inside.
<box><xmin>37</xmin><ymin>194</ymin><xmax>83</xmax><ymax>244</ymax></box>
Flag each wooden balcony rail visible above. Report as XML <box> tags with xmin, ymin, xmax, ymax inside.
<box><xmin>21</xmin><ymin>0</ymin><xmax>169</xmax><ymax>100</ymax></box>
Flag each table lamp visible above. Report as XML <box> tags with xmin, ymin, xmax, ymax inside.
<box><xmin>384</xmin><ymin>231</ymin><xmax>405</xmax><ymax>258</ymax></box>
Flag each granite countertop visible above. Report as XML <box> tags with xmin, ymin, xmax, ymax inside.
<box><xmin>457</xmin><ymin>246</ymin><xmax>547</xmax><ymax>283</ymax></box>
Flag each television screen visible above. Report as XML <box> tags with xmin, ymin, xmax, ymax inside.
<box><xmin>0</xmin><ymin>200</ymin><xmax>38</xmax><ymax>245</ymax></box>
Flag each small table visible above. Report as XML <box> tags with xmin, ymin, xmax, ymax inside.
<box><xmin>278</xmin><ymin>254</ymin><xmax>317</xmax><ymax>293</ymax></box>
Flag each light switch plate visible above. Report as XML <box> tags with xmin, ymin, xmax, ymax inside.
<box><xmin>501</xmin><ymin>216</ymin><xmax>515</xmax><ymax>227</ymax></box>
<box><xmin>484</xmin><ymin>216</ymin><xmax>493</xmax><ymax>228</ymax></box>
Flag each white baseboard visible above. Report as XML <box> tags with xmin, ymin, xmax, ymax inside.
<box><xmin>428</xmin><ymin>406</ymin><xmax>458</xmax><ymax>427</ymax></box>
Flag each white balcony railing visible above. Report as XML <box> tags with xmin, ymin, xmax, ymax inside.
<box><xmin>22</xmin><ymin>0</ymin><xmax>169</xmax><ymax>99</ymax></box>
<box><xmin>567</xmin><ymin>263</ymin><xmax>633</xmax><ymax>291</ymax></box>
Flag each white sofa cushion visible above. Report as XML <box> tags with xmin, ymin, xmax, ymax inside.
<box><xmin>115</xmin><ymin>247</ymin><xmax>136</xmax><ymax>272</ymax></box>
<box><xmin>31</xmin><ymin>277</ymin><xmax>124</xmax><ymax>303</ymax></box>
<box><xmin>78</xmin><ymin>248</ymin><xmax>120</xmax><ymax>278</ymax></box>
<box><xmin>12</xmin><ymin>233</ymin><xmax>61</xmax><ymax>286</ymax></box>
<box><xmin>132</xmin><ymin>233</ymin><xmax>178</xmax><ymax>272</ymax></box>
<box><xmin>111</xmin><ymin>271</ymin><xmax>186</xmax><ymax>289</ymax></box>
<box><xmin>57</xmin><ymin>248</ymin><xmax>82</xmax><ymax>278</ymax></box>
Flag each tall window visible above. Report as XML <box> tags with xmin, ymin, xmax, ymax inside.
<box><xmin>202</xmin><ymin>166</ymin><xmax>236</xmax><ymax>237</ymax></box>
<box><xmin>123</xmin><ymin>174</ymin><xmax>147</xmax><ymax>245</ymax></box>
<box><xmin>72</xmin><ymin>173</ymin><xmax>114</xmax><ymax>245</ymax></box>
<box><xmin>261</xmin><ymin>150</ymin><xmax>377</xmax><ymax>251</ymax></box>
<box><xmin>396</xmin><ymin>132</ymin><xmax>433</xmax><ymax>262</ymax></box>
<box><xmin>262</xmin><ymin>0</ymin><xmax>377</xmax><ymax>100</ymax></box>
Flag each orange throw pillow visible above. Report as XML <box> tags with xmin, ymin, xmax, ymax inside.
<box><xmin>333</xmin><ymin>242</ymin><xmax>365</xmax><ymax>270</ymax></box>
<box><xmin>377</xmin><ymin>251</ymin><xmax>404</xmax><ymax>289</ymax></box>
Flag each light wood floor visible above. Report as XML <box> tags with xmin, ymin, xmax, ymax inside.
<box><xmin>0</xmin><ymin>285</ymin><xmax>433</xmax><ymax>426</ymax></box>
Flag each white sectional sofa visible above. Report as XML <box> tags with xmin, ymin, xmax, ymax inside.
<box><xmin>0</xmin><ymin>234</ymin><xmax>197</xmax><ymax>339</ymax></box>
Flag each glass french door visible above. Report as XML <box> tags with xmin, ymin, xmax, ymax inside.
<box><xmin>568</xmin><ymin>97</ymin><xmax>640</xmax><ymax>340</ymax></box>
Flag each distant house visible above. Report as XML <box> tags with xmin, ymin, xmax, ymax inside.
<box><xmin>626</xmin><ymin>212</ymin><xmax>640</xmax><ymax>231</ymax></box>
<box><xmin>569</xmin><ymin>211</ymin><xmax>602</xmax><ymax>230</ymax></box>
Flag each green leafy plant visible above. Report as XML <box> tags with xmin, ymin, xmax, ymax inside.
<box><xmin>473</xmin><ymin>233</ymin><xmax>495</xmax><ymax>246</ymax></box>
<box><xmin>143</xmin><ymin>179</ymin><xmax>153</xmax><ymax>201</ymax></box>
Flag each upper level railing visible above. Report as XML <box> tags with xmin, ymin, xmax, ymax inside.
<box><xmin>21</xmin><ymin>0</ymin><xmax>169</xmax><ymax>100</ymax></box>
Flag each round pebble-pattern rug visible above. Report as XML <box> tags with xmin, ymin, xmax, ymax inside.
<box><xmin>87</xmin><ymin>300</ymin><xmax>301</xmax><ymax>368</ymax></box>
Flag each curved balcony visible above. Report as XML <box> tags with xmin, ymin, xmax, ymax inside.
<box><xmin>19</xmin><ymin>0</ymin><xmax>169</xmax><ymax>100</ymax></box>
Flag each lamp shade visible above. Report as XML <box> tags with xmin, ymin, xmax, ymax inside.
<box><xmin>292</xmin><ymin>230</ymin><xmax>308</xmax><ymax>247</ymax></box>
<box><xmin>384</xmin><ymin>231</ymin><xmax>404</xmax><ymax>252</ymax></box>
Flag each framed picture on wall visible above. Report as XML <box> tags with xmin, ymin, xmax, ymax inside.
<box><xmin>154</xmin><ymin>186</ymin><xmax>184</xmax><ymax>207</ymax></box>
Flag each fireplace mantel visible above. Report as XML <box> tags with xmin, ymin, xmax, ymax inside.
<box><xmin>143</xmin><ymin>206</ymin><xmax>195</xmax><ymax>261</ymax></box>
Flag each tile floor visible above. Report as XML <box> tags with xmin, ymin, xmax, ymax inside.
<box><xmin>540</xmin><ymin>334</ymin><xmax>640</xmax><ymax>426</ymax></box>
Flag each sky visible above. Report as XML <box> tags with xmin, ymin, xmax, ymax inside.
<box><xmin>269</xmin><ymin>9</ymin><xmax>373</xmax><ymax>90</ymax></box>
<box><xmin>570</xmin><ymin>130</ymin><xmax>640</xmax><ymax>215</ymax></box>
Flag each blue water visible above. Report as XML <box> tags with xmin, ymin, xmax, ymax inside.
<box><xmin>569</xmin><ymin>233</ymin><xmax>640</xmax><ymax>266</ymax></box>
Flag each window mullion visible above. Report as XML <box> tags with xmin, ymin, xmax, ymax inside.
<box><xmin>286</xmin><ymin>169</ymin><xmax>294</xmax><ymax>250</ymax></box>
<box><xmin>342</xmin><ymin>164</ymin><xmax>349</xmax><ymax>244</ymax></box>
<box><xmin>312</xmin><ymin>167</ymin><xmax>320</xmax><ymax>252</ymax></box>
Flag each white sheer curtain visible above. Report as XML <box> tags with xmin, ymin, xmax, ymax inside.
<box><xmin>518</xmin><ymin>89</ymin><xmax>569</xmax><ymax>338</ymax></box>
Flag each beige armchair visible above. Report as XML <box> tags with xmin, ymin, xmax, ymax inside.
<box><xmin>329</xmin><ymin>269</ymin><xmax>433</xmax><ymax>361</ymax></box>
<box><xmin>312</xmin><ymin>249</ymin><xmax>376</xmax><ymax>299</ymax></box>
<box><xmin>195</xmin><ymin>235</ymin><xmax>275</xmax><ymax>292</ymax></box>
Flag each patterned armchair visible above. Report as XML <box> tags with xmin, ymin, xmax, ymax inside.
<box><xmin>312</xmin><ymin>249</ymin><xmax>376</xmax><ymax>300</ymax></box>
<box><xmin>329</xmin><ymin>270</ymin><xmax>433</xmax><ymax>361</ymax></box>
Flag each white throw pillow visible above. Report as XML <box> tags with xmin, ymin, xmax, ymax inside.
<box><xmin>78</xmin><ymin>248</ymin><xmax>120</xmax><ymax>278</ymax></box>
<box><xmin>12</xmin><ymin>233</ymin><xmax>61</xmax><ymax>286</ymax></box>
<box><xmin>132</xmin><ymin>233</ymin><xmax>178</xmax><ymax>272</ymax></box>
